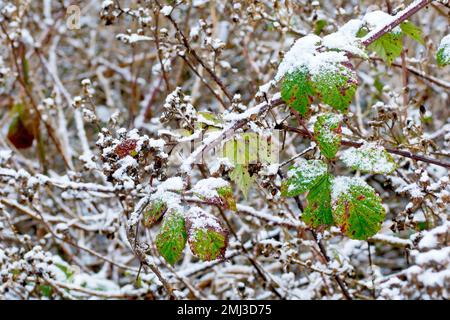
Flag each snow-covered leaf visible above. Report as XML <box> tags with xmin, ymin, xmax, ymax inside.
<box><xmin>186</xmin><ymin>208</ymin><xmax>228</xmax><ymax>261</ymax></box>
<box><xmin>281</xmin><ymin>159</ymin><xmax>328</xmax><ymax>197</ymax></box>
<box><xmin>192</xmin><ymin>178</ymin><xmax>236</xmax><ymax>211</ymax></box>
<box><xmin>331</xmin><ymin>177</ymin><xmax>385</xmax><ymax>240</ymax></box>
<box><xmin>277</xmin><ymin>34</ymin><xmax>359</xmax><ymax>114</ymax></box>
<box><xmin>155</xmin><ymin>208</ymin><xmax>187</xmax><ymax>265</ymax></box>
<box><xmin>436</xmin><ymin>34</ymin><xmax>450</xmax><ymax>67</ymax></box>
<box><xmin>341</xmin><ymin>143</ymin><xmax>397</xmax><ymax>174</ymax></box>
<box><xmin>311</xmin><ymin>63</ymin><xmax>358</xmax><ymax>112</ymax></box>
<box><xmin>314</xmin><ymin>113</ymin><xmax>343</xmax><ymax>159</ymax></box>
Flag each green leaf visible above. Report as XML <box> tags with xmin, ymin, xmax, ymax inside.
<box><xmin>311</xmin><ymin>64</ymin><xmax>358</xmax><ymax>112</ymax></box>
<box><xmin>186</xmin><ymin>208</ymin><xmax>228</xmax><ymax>261</ymax></box>
<box><xmin>281</xmin><ymin>159</ymin><xmax>328</xmax><ymax>197</ymax></box>
<box><xmin>436</xmin><ymin>35</ymin><xmax>450</xmax><ymax>67</ymax></box>
<box><xmin>341</xmin><ymin>143</ymin><xmax>397</xmax><ymax>174</ymax></box>
<box><xmin>143</xmin><ymin>200</ymin><xmax>167</xmax><ymax>227</ymax></box>
<box><xmin>155</xmin><ymin>208</ymin><xmax>187</xmax><ymax>265</ymax></box>
<box><xmin>55</xmin><ymin>262</ymin><xmax>75</xmax><ymax>279</ymax></box>
<box><xmin>281</xmin><ymin>67</ymin><xmax>315</xmax><ymax>116</ymax></box>
<box><xmin>38</xmin><ymin>285</ymin><xmax>53</xmax><ymax>298</ymax></box>
<box><xmin>368</xmin><ymin>32</ymin><xmax>403</xmax><ymax>65</ymax></box>
<box><xmin>314</xmin><ymin>19</ymin><xmax>328</xmax><ymax>35</ymax></box>
<box><xmin>229</xmin><ymin>164</ymin><xmax>255</xmax><ymax>199</ymax></box>
<box><xmin>400</xmin><ymin>21</ymin><xmax>424</xmax><ymax>45</ymax></box>
<box><xmin>314</xmin><ymin>113</ymin><xmax>343</xmax><ymax>159</ymax></box>
<box><xmin>331</xmin><ymin>177</ymin><xmax>385</xmax><ymax>240</ymax></box>
<box><xmin>302</xmin><ymin>173</ymin><xmax>334</xmax><ymax>228</ymax></box>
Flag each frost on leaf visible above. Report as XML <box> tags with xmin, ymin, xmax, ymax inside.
<box><xmin>311</xmin><ymin>63</ymin><xmax>358</xmax><ymax>112</ymax></box>
<box><xmin>143</xmin><ymin>200</ymin><xmax>167</xmax><ymax>228</ymax></box>
<box><xmin>436</xmin><ymin>34</ymin><xmax>450</xmax><ymax>67</ymax></box>
<box><xmin>341</xmin><ymin>142</ymin><xmax>397</xmax><ymax>174</ymax></box>
<box><xmin>155</xmin><ymin>208</ymin><xmax>187</xmax><ymax>265</ymax></box>
<box><xmin>331</xmin><ymin>177</ymin><xmax>385</xmax><ymax>240</ymax></box>
<box><xmin>281</xmin><ymin>159</ymin><xmax>328</xmax><ymax>197</ymax></box>
<box><xmin>192</xmin><ymin>178</ymin><xmax>236</xmax><ymax>211</ymax></box>
<box><xmin>303</xmin><ymin>173</ymin><xmax>334</xmax><ymax>228</ymax></box>
<box><xmin>276</xmin><ymin>33</ymin><xmax>360</xmax><ymax>114</ymax></box>
<box><xmin>314</xmin><ymin>113</ymin><xmax>343</xmax><ymax>159</ymax></box>
<box><xmin>186</xmin><ymin>207</ymin><xmax>228</xmax><ymax>261</ymax></box>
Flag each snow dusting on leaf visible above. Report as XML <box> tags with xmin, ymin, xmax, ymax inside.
<box><xmin>185</xmin><ymin>207</ymin><xmax>228</xmax><ymax>261</ymax></box>
<box><xmin>314</xmin><ymin>113</ymin><xmax>343</xmax><ymax>159</ymax></box>
<box><xmin>331</xmin><ymin>176</ymin><xmax>385</xmax><ymax>240</ymax></box>
<box><xmin>436</xmin><ymin>34</ymin><xmax>450</xmax><ymax>67</ymax></box>
<box><xmin>341</xmin><ymin>142</ymin><xmax>397</xmax><ymax>174</ymax></box>
<box><xmin>281</xmin><ymin>159</ymin><xmax>328</xmax><ymax>197</ymax></box>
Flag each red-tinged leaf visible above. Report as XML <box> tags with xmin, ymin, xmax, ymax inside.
<box><xmin>114</xmin><ymin>139</ymin><xmax>137</xmax><ymax>158</ymax></box>
<box><xmin>7</xmin><ymin>115</ymin><xmax>35</xmax><ymax>149</ymax></box>
<box><xmin>185</xmin><ymin>207</ymin><xmax>228</xmax><ymax>261</ymax></box>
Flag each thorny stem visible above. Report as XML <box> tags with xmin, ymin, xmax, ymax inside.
<box><xmin>361</xmin><ymin>0</ymin><xmax>433</xmax><ymax>47</ymax></box>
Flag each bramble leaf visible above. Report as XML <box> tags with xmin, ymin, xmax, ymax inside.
<box><xmin>186</xmin><ymin>208</ymin><xmax>228</xmax><ymax>261</ymax></box>
<box><xmin>436</xmin><ymin>34</ymin><xmax>450</xmax><ymax>67</ymax></box>
<box><xmin>314</xmin><ymin>113</ymin><xmax>343</xmax><ymax>159</ymax></box>
<box><xmin>302</xmin><ymin>173</ymin><xmax>334</xmax><ymax>228</ymax></box>
<box><xmin>217</xmin><ymin>185</ymin><xmax>237</xmax><ymax>211</ymax></box>
<box><xmin>281</xmin><ymin>67</ymin><xmax>315</xmax><ymax>116</ymax></box>
<box><xmin>331</xmin><ymin>177</ymin><xmax>385</xmax><ymax>240</ymax></box>
<box><xmin>311</xmin><ymin>64</ymin><xmax>358</xmax><ymax>112</ymax></box>
<box><xmin>192</xmin><ymin>178</ymin><xmax>236</xmax><ymax>211</ymax></box>
<box><xmin>143</xmin><ymin>200</ymin><xmax>167</xmax><ymax>228</ymax></box>
<box><xmin>281</xmin><ymin>159</ymin><xmax>328</xmax><ymax>197</ymax></box>
<box><xmin>368</xmin><ymin>32</ymin><xmax>403</xmax><ymax>65</ymax></box>
<box><xmin>314</xmin><ymin>19</ymin><xmax>328</xmax><ymax>35</ymax></box>
<box><xmin>7</xmin><ymin>103</ymin><xmax>37</xmax><ymax>149</ymax></box>
<box><xmin>341</xmin><ymin>143</ymin><xmax>397</xmax><ymax>174</ymax></box>
<box><xmin>155</xmin><ymin>208</ymin><xmax>187</xmax><ymax>265</ymax></box>
<box><xmin>400</xmin><ymin>21</ymin><xmax>424</xmax><ymax>45</ymax></box>
<box><xmin>7</xmin><ymin>115</ymin><xmax>35</xmax><ymax>149</ymax></box>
